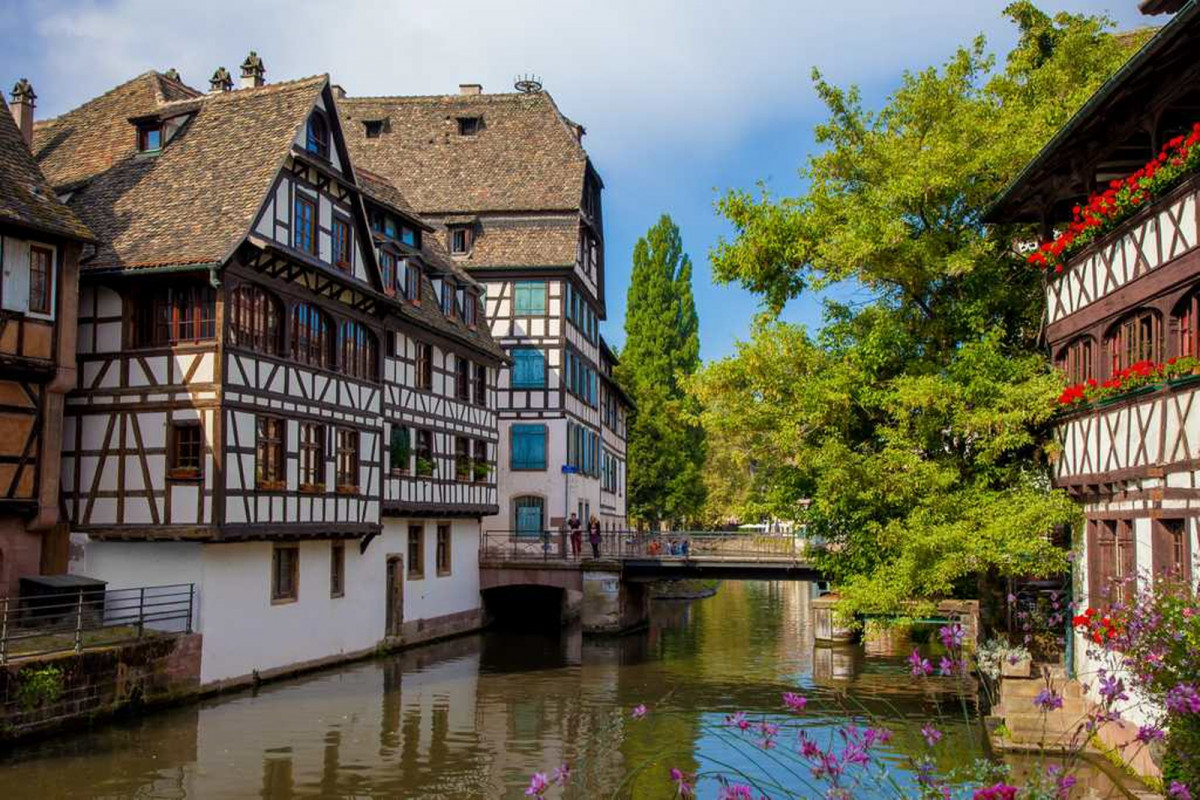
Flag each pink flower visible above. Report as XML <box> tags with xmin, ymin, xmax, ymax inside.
<box><xmin>725</xmin><ymin>711</ymin><xmax>751</xmax><ymax>731</ymax></box>
<box><xmin>669</xmin><ymin>767</ymin><xmax>696</xmax><ymax>797</ymax></box>
<box><xmin>718</xmin><ymin>784</ymin><xmax>754</xmax><ymax>800</ymax></box>
<box><xmin>782</xmin><ymin>691</ymin><xmax>808</xmax><ymax>712</ymax></box>
<box><xmin>631</xmin><ymin>704</ymin><xmax>647</xmax><ymax>719</ymax></box>
<box><xmin>973</xmin><ymin>784</ymin><xmax>1018</xmax><ymax>800</ymax></box>
<box><xmin>908</xmin><ymin>649</ymin><xmax>933</xmax><ymax>677</ymax></box>
<box><xmin>525</xmin><ymin>772</ymin><xmax>550</xmax><ymax>797</ymax></box>
<box><xmin>552</xmin><ymin>763</ymin><xmax>571</xmax><ymax>785</ymax></box>
<box><xmin>1169</xmin><ymin>781</ymin><xmax>1192</xmax><ymax>800</ymax></box>
<box><xmin>921</xmin><ymin>723</ymin><xmax>942</xmax><ymax>747</ymax></box>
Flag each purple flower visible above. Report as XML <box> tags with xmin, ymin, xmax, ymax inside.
<box><xmin>1053</xmin><ymin>771</ymin><xmax>1077</xmax><ymax>798</ymax></box>
<box><xmin>1033</xmin><ymin>688</ymin><xmax>1064</xmax><ymax>712</ymax></box>
<box><xmin>908</xmin><ymin>649</ymin><xmax>933</xmax><ymax>677</ymax></box>
<box><xmin>1098</xmin><ymin>675</ymin><xmax>1128</xmax><ymax>704</ymax></box>
<box><xmin>631</xmin><ymin>704</ymin><xmax>647</xmax><ymax>719</ymax></box>
<box><xmin>552</xmin><ymin>763</ymin><xmax>571</xmax><ymax>785</ymax></box>
<box><xmin>1135</xmin><ymin>725</ymin><xmax>1164</xmax><ymax>744</ymax></box>
<box><xmin>719</xmin><ymin>784</ymin><xmax>754</xmax><ymax>800</ymax></box>
<box><xmin>1166</xmin><ymin>684</ymin><xmax>1200</xmax><ymax>714</ymax></box>
<box><xmin>725</xmin><ymin>711</ymin><xmax>751</xmax><ymax>731</ymax></box>
<box><xmin>920</xmin><ymin>723</ymin><xmax>942</xmax><ymax>747</ymax></box>
<box><xmin>525</xmin><ymin>772</ymin><xmax>549</xmax><ymax>797</ymax></box>
<box><xmin>1169</xmin><ymin>781</ymin><xmax>1192</xmax><ymax>800</ymax></box>
<box><xmin>782</xmin><ymin>691</ymin><xmax>808</xmax><ymax>712</ymax></box>
<box><xmin>669</xmin><ymin>767</ymin><xmax>695</xmax><ymax>797</ymax></box>
<box><xmin>938</xmin><ymin>623</ymin><xmax>965</xmax><ymax>650</ymax></box>
<box><xmin>973</xmin><ymin>784</ymin><xmax>1018</xmax><ymax>800</ymax></box>
<box><xmin>799</xmin><ymin>735</ymin><xmax>822</xmax><ymax>759</ymax></box>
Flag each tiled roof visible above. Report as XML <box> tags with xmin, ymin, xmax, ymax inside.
<box><xmin>339</xmin><ymin>91</ymin><xmax>588</xmax><ymax>214</ymax></box>
<box><xmin>355</xmin><ymin>166</ymin><xmax>420</xmax><ymax>219</ymax></box>
<box><xmin>425</xmin><ymin>214</ymin><xmax>579</xmax><ymax>270</ymax></box>
<box><xmin>393</xmin><ymin>271</ymin><xmax>505</xmax><ymax>361</ymax></box>
<box><xmin>35</xmin><ymin>73</ymin><xmax>326</xmax><ymax>269</ymax></box>
<box><xmin>0</xmin><ymin>96</ymin><xmax>92</xmax><ymax>241</ymax></box>
<box><xmin>33</xmin><ymin>71</ymin><xmax>200</xmax><ymax>191</ymax></box>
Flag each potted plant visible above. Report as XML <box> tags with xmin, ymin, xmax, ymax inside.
<box><xmin>415</xmin><ymin>456</ymin><xmax>436</xmax><ymax>477</ymax></box>
<box><xmin>999</xmin><ymin>644</ymin><xmax>1033</xmax><ymax>678</ymax></box>
<box><xmin>473</xmin><ymin>462</ymin><xmax>491</xmax><ymax>482</ymax></box>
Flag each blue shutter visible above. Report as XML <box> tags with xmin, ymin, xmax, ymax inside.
<box><xmin>512</xmin><ymin>425</ymin><xmax>547</xmax><ymax>470</ymax></box>
<box><xmin>512</xmin><ymin>349</ymin><xmax>546</xmax><ymax>388</ymax></box>
<box><xmin>514</xmin><ymin>280</ymin><xmax>546</xmax><ymax>315</ymax></box>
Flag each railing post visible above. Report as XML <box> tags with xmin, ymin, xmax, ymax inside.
<box><xmin>73</xmin><ymin>592</ymin><xmax>84</xmax><ymax>654</ymax></box>
<box><xmin>186</xmin><ymin>584</ymin><xmax>195</xmax><ymax>634</ymax></box>
<box><xmin>0</xmin><ymin>597</ymin><xmax>8</xmax><ymax>666</ymax></box>
<box><xmin>137</xmin><ymin>587</ymin><xmax>146</xmax><ymax>638</ymax></box>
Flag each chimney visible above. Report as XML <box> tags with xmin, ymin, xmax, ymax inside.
<box><xmin>331</xmin><ymin>84</ymin><xmax>346</xmax><ymax>100</ymax></box>
<box><xmin>164</xmin><ymin>67</ymin><xmax>182</xmax><ymax>83</ymax></box>
<box><xmin>239</xmin><ymin>51</ymin><xmax>265</xmax><ymax>89</ymax></box>
<box><xmin>459</xmin><ymin>83</ymin><xmax>483</xmax><ymax>96</ymax></box>
<box><xmin>10</xmin><ymin>79</ymin><xmax>35</xmax><ymax>147</ymax></box>
<box><xmin>209</xmin><ymin>66</ymin><xmax>233</xmax><ymax>93</ymax></box>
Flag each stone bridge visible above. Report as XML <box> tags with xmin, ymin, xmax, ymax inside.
<box><xmin>479</xmin><ymin>531</ymin><xmax>822</xmax><ymax>633</ymax></box>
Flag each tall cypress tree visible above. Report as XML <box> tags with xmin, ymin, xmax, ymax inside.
<box><xmin>619</xmin><ymin>214</ymin><xmax>705</xmax><ymax>526</ymax></box>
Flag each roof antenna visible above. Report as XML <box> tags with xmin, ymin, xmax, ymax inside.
<box><xmin>514</xmin><ymin>74</ymin><xmax>542</xmax><ymax>94</ymax></box>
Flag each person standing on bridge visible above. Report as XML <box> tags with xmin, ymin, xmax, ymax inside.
<box><xmin>588</xmin><ymin>516</ymin><xmax>602</xmax><ymax>559</ymax></box>
<box><xmin>568</xmin><ymin>512</ymin><xmax>582</xmax><ymax>558</ymax></box>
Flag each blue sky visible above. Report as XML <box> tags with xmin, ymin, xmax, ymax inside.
<box><xmin>0</xmin><ymin>0</ymin><xmax>1148</xmax><ymax>361</ymax></box>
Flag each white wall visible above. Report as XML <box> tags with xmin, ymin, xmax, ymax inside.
<box><xmin>382</xmin><ymin>518</ymin><xmax>481</xmax><ymax>623</ymax></box>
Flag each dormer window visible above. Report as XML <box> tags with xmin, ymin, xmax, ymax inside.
<box><xmin>379</xmin><ymin>252</ymin><xmax>396</xmax><ymax>295</ymax></box>
<box><xmin>405</xmin><ymin>263</ymin><xmax>422</xmax><ymax>303</ymax></box>
<box><xmin>441</xmin><ymin>280</ymin><xmax>455</xmax><ymax>318</ymax></box>
<box><xmin>306</xmin><ymin>112</ymin><xmax>330</xmax><ymax>159</ymax></box>
<box><xmin>137</xmin><ymin>124</ymin><xmax>162</xmax><ymax>152</ymax></box>
<box><xmin>364</xmin><ymin>119</ymin><xmax>386</xmax><ymax>138</ymax></box>
<box><xmin>449</xmin><ymin>226</ymin><xmax>472</xmax><ymax>255</ymax></box>
<box><xmin>457</xmin><ymin>117</ymin><xmax>481</xmax><ymax>136</ymax></box>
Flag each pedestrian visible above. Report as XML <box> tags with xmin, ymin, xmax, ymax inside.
<box><xmin>588</xmin><ymin>515</ymin><xmax>602</xmax><ymax>559</ymax></box>
<box><xmin>568</xmin><ymin>512</ymin><xmax>582</xmax><ymax>558</ymax></box>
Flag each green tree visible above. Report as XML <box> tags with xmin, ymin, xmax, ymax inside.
<box><xmin>693</xmin><ymin>4</ymin><xmax>1147</xmax><ymax>614</ymax></box>
<box><xmin>619</xmin><ymin>214</ymin><xmax>705</xmax><ymax>526</ymax></box>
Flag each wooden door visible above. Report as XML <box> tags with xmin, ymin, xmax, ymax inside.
<box><xmin>385</xmin><ymin>555</ymin><xmax>403</xmax><ymax>637</ymax></box>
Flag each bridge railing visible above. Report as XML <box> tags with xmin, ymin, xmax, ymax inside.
<box><xmin>479</xmin><ymin>530</ymin><xmax>810</xmax><ymax>564</ymax></box>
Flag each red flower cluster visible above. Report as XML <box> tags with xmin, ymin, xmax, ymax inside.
<box><xmin>1029</xmin><ymin>121</ymin><xmax>1200</xmax><ymax>275</ymax></box>
<box><xmin>1073</xmin><ymin>607</ymin><xmax>1119</xmax><ymax>644</ymax></box>
<box><xmin>1057</xmin><ymin>359</ymin><xmax>1164</xmax><ymax>406</ymax></box>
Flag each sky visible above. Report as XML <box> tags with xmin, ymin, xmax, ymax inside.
<box><xmin>0</xmin><ymin>0</ymin><xmax>1150</xmax><ymax>362</ymax></box>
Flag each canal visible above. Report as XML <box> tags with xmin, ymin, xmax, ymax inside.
<box><xmin>0</xmin><ymin>581</ymin><xmax>1134</xmax><ymax>798</ymax></box>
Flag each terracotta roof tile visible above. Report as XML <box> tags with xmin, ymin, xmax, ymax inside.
<box><xmin>339</xmin><ymin>91</ymin><xmax>588</xmax><ymax>214</ymax></box>
<box><xmin>428</xmin><ymin>214</ymin><xmax>579</xmax><ymax>270</ymax></box>
<box><xmin>35</xmin><ymin>73</ymin><xmax>327</xmax><ymax>270</ymax></box>
<box><xmin>0</xmin><ymin>96</ymin><xmax>92</xmax><ymax>241</ymax></box>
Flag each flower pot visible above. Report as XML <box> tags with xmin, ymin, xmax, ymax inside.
<box><xmin>1096</xmin><ymin>385</ymin><xmax>1158</xmax><ymax>406</ymax></box>
<box><xmin>1000</xmin><ymin>655</ymin><xmax>1032</xmax><ymax>678</ymax></box>
<box><xmin>1168</xmin><ymin>374</ymin><xmax>1200</xmax><ymax>390</ymax></box>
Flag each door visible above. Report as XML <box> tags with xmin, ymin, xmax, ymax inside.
<box><xmin>386</xmin><ymin>555</ymin><xmax>403</xmax><ymax>637</ymax></box>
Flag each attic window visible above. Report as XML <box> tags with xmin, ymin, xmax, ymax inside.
<box><xmin>306</xmin><ymin>112</ymin><xmax>330</xmax><ymax>159</ymax></box>
<box><xmin>457</xmin><ymin>117</ymin><xmax>481</xmax><ymax>136</ymax></box>
<box><xmin>138</xmin><ymin>124</ymin><xmax>163</xmax><ymax>153</ymax></box>
<box><xmin>364</xmin><ymin>119</ymin><xmax>386</xmax><ymax>138</ymax></box>
<box><xmin>449</xmin><ymin>226</ymin><xmax>472</xmax><ymax>255</ymax></box>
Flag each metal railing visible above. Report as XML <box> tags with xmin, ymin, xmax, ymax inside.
<box><xmin>0</xmin><ymin>583</ymin><xmax>194</xmax><ymax>664</ymax></box>
<box><xmin>480</xmin><ymin>530</ymin><xmax>810</xmax><ymax>564</ymax></box>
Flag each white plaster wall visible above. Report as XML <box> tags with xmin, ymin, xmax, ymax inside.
<box><xmin>382</xmin><ymin>518</ymin><xmax>481</xmax><ymax>623</ymax></box>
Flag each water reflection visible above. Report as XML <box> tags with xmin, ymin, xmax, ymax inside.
<box><xmin>0</xmin><ymin>581</ymin><xmax>1132</xmax><ymax>799</ymax></box>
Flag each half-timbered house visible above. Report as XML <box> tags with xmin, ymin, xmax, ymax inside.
<box><xmin>0</xmin><ymin>85</ymin><xmax>93</xmax><ymax>594</ymax></box>
<box><xmin>986</xmin><ymin>0</ymin><xmax>1200</xmax><ymax>761</ymax></box>
<box><xmin>339</xmin><ymin>82</ymin><xmax>632</xmax><ymax>539</ymax></box>
<box><xmin>27</xmin><ymin>58</ymin><xmax>504</xmax><ymax>686</ymax></box>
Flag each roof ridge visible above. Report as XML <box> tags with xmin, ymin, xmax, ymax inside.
<box><xmin>185</xmin><ymin>73</ymin><xmax>328</xmax><ymax>106</ymax></box>
<box><xmin>33</xmin><ymin>70</ymin><xmax>163</xmax><ymax>129</ymax></box>
<box><xmin>341</xmin><ymin>91</ymin><xmax>546</xmax><ymax>102</ymax></box>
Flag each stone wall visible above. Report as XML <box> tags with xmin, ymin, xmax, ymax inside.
<box><xmin>0</xmin><ymin>633</ymin><xmax>201</xmax><ymax>741</ymax></box>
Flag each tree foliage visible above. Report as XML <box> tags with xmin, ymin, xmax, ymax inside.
<box><xmin>619</xmin><ymin>214</ymin><xmax>705</xmax><ymax>526</ymax></box>
<box><xmin>692</xmin><ymin>4</ymin><xmax>1145</xmax><ymax>613</ymax></box>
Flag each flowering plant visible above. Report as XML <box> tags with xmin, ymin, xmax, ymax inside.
<box><xmin>1028</xmin><ymin>122</ymin><xmax>1200</xmax><ymax>275</ymax></box>
<box><xmin>1055</xmin><ymin>357</ymin><xmax>1200</xmax><ymax>409</ymax></box>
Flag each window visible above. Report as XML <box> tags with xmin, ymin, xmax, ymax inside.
<box><xmin>463</xmin><ymin>290</ymin><xmax>478</xmax><ymax>327</ymax></box>
<box><xmin>1089</xmin><ymin>519</ymin><xmax>1135</xmax><ymax>609</ymax></box>
<box><xmin>473</xmin><ymin>363</ymin><xmax>487</xmax><ymax>406</ymax></box>
<box><xmin>511</xmin><ymin>348</ymin><xmax>546</xmax><ymax>389</ymax></box>
<box><xmin>436</xmin><ymin>524</ymin><xmax>452</xmax><ymax>576</ymax></box>
<box><xmin>441</xmin><ymin>279</ymin><xmax>456</xmax><ymax>317</ymax></box>
<box><xmin>299</xmin><ymin>422</ymin><xmax>324</xmax><ymax>491</ymax></box>
<box><xmin>330</xmin><ymin>543</ymin><xmax>345</xmax><ymax>598</ymax></box>
<box><xmin>457</xmin><ymin>117</ymin><xmax>481</xmax><ymax>136</ymax></box>
<box><xmin>405</xmin><ymin>261</ymin><xmax>422</xmax><ymax>302</ymax></box>
<box><xmin>416</xmin><ymin>429</ymin><xmax>435</xmax><ymax>476</ymax></box>
<box><xmin>332</xmin><ymin>218</ymin><xmax>352</xmax><ymax>270</ymax></box>
<box><xmin>1154</xmin><ymin>518</ymin><xmax>1191</xmax><ymax>582</ymax></box>
<box><xmin>473</xmin><ymin>439</ymin><xmax>488</xmax><ymax>483</ymax></box>
<box><xmin>1107</xmin><ymin>309</ymin><xmax>1161</xmax><ymax>375</ymax></box>
<box><xmin>306</xmin><ymin>112</ymin><xmax>329</xmax><ymax>158</ymax></box>
<box><xmin>1056</xmin><ymin>337</ymin><xmax>1094</xmax><ymax>384</ymax></box>
<box><xmin>456</xmin><ymin>357</ymin><xmax>471</xmax><ymax>401</ymax></box>
<box><xmin>513</xmin><ymin>280</ymin><xmax>546</xmax><ymax>315</ymax></box>
<box><xmin>364</xmin><ymin>119</ymin><xmax>385</xmax><ymax>138</ymax></box>
<box><xmin>389</xmin><ymin>426</ymin><xmax>411</xmax><ymax>473</ymax></box>
<box><xmin>256</xmin><ymin>417</ymin><xmax>286</xmax><ymax>489</ymax></box>
<box><xmin>415</xmin><ymin>342</ymin><xmax>433</xmax><ymax>390</ymax></box>
<box><xmin>511</xmin><ymin>424</ymin><xmax>547</xmax><ymax>470</ymax></box>
<box><xmin>336</xmin><ymin>428</ymin><xmax>359</xmax><ymax>491</ymax></box>
<box><xmin>169</xmin><ymin>422</ymin><xmax>203</xmax><ymax>480</ymax></box>
<box><xmin>228</xmin><ymin>284</ymin><xmax>283</xmax><ymax>356</ymax></box>
<box><xmin>455</xmin><ymin>436</ymin><xmax>470</xmax><ymax>480</ymax></box>
<box><xmin>272</xmin><ymin>545</ymin><xmax>299</xmax><ymax>603</ymax></box>
<box><xmin>407</xmin><ymin>525</ymin><xmax>424</xmax><ymax>579</ymax></box>
<box><xmin>340</xmin><ymin>320</ymin><xmax>379</xmax><ymax>381</ymax></box>
<box><xmin>380</xmin><ymin>252</ymin><xmax>396</xmax><ymax>295</ymax></box>
<box><xmin>514</xmin><ymin>496</ymin><xmax>544</xmax><ymax>537</ymax></box>
<box><xmin>1177</xmin><ymin>288</ymin><xmax>1200</xmax><ymax>358</ymax></box>
<box><xmin>131</xmin><ymin>284</ymin><xmax>216</xmax><ymax>347</ymax></box>
<box><xmin>137</xmin><ymin>125</ymin><xmax>162</xmax><ymax>152</ymax></box>
<box><xmin>294</xmin><ymin>195</ymin><xmax>317</xmax><ymax>255</ymax></box>
<box><xmin>449</xmin><ymin>227</ymin><xmax>471</xmax><ymax>255</ymax></box>
<box><xmin>28</xmin><ymin>246</ymin><xmax>52</xmax><ymax>314</ymax></box>
<box><xmin>291</xmin><ymin>303</ymin><xmax>334</xmax><ymax>369</ymax></box>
